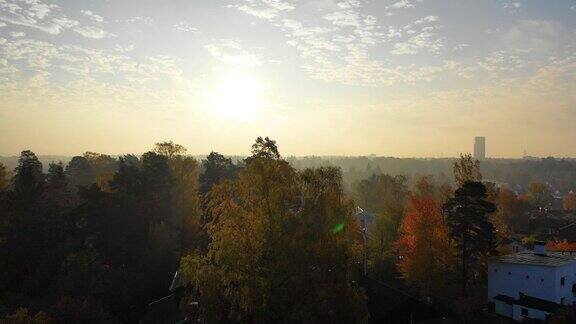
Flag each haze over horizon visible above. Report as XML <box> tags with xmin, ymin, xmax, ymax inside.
<box><xmin>1</xmin><ymin>0</ymin><xmax>575</xmax><ymax>158</ymax></box>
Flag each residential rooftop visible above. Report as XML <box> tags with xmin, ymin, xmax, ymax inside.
<box><xmin>490</xmin><ymin>250</ymin><xmax>576</xmax><ymax>267</ymax></box>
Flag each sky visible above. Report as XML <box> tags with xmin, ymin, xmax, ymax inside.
<box><xmin>0</xmin><ymin>0</ymin><xmax>575</xmax><ymax>158</ymax></box>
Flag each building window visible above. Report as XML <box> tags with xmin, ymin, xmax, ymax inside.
<box><xmin>561</xmin><ymin>276</ymin><xmax>566</xmax><ymax>286</ymax></box>
<box><xmin>541</xmin><ymin>278</ymin><xmax>544</xmax><ymax>283</ymax></box>
<box><xmin>494</xmin><ymin>268</ymin><xmax>498</xmax><ymax>273</ymax></box>
<box><xmin>508</xmin><ymin>271</ymin><xmax>511</xmax><ymax>275</ymax></box>
<box><xmin>521</xmin><ymin>308</ymin><xmax>528</xmax><ymax>316</ymax></box>
<box><xmin>525</xmin><ymin>275</ymin><xmax>529</xmax><ymax>279</ymax></box>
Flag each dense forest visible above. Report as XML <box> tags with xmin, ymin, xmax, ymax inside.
<box><xmin>4</xmin><ymin>155</ymin><xmax>576</xmax><ymax>196</ymax></box>
<box><xmin>1</xmin><ymin>138</ymin><xmax>575</xmax><ymax>323</ymax></box>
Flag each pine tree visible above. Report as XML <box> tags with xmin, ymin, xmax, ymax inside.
<box><xmin>442</xmin><ymin>181</ymin><xmax>496</xmax><ymax>296</ymax></box>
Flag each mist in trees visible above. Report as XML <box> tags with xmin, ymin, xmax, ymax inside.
<box><xmin>0</xmin><ymin>138</ymin><xmax>370</xmax><ymax>323</ymax></box>
<box><xmin>180</xmin><ymin>137</ymin><xmax>368</xmax><ymax>322</ymax></box>
<box><xmin>1</xmin><ymin>141</ymin><xmax>575</xmax><ymax>323</ymax></box>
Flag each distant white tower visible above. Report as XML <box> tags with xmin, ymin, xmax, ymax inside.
<box><xmin>474</xmin><ymin>136</ymin><xmax>486</xmax><ymax>160</ymax></box>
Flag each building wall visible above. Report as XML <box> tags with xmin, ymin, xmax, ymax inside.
<box><xmin>488</xmin><ymin>262</ymin><xmax>558</xmax><ymax>302</ymax></box>
<box><xmin>494</xmin><ymin>300</ymin><xmax>513</xmax><ymax>318</ymax></box>
<box><xmin>512</xmin><ymin>304</ymin><xmax>550</xmax><ymax>322</ymax></box>
<box><xmin>474</xmin><ymin>136</ymin><xmax>486</xmax><ymax>160</ymax></box>
<box><xmin>555</xmin><ymin>262</ymin><xmax>576</xmax><ymax>305</ymax></box>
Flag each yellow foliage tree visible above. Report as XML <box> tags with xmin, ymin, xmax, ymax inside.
<box><xmin>181</xmin><ymin>138</ymin><xmax>368</xmax><ymax>322</ymax></box>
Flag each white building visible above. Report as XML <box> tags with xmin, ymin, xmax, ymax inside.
<box><xmin>488</xmin><ymin>242</ymin><xmax>575</xmax><ymax>321</ymax></box>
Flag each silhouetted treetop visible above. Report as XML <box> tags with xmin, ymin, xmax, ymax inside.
<box><xmin>453</xmin><ymin>153</ymin><xmax>481</xmax><ymax>186</ymax></box>
<box><xmin>154</xmin><ymin>141</ymin><xmax>187</xmax><ymax>159</ymax></box>
<box><xmin>251</xmin><ymin>136</ymin><xmax>280</xmax><ymax>160</ymax></box>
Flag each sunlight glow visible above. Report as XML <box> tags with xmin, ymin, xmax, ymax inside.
<box><xmin>206</xmin><ymin>73</ymin><xmax>263</xmax><ymax>121</ymax></box>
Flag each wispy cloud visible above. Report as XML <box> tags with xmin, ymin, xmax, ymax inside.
<box><xmin>81</xmin><ymin>10</ymin><xmax>104</xmax><ymax>23</ymax></box>
<box><xmin>74</xmin><ymin>25</ymin><xmax>113</xmax><ymax>39</ymax></box>
<box><xmin>392</xmin><ymin>25</ymin><xmax>444</xmax><ymax>55</ymax></box>
<box><xmin>0</xmin><ymin>0</ymin><xmax>113</xmax><ymax>39</ymax></box>
<box><xmin>387</xmin><ymin>0</ymin><xmax>422</xmax><ymax>10</ymax></box>
<box><xmin>228</xmin><ymin>0</ymin><xmax>295</xmax><ymax>20</ymax></box>
<box><xmin>174</xmin><ymin>21</ymin><xmax>198</xmax><ymax>33</ymax></box>
<box><xmin>502</xmin><ymin>1</ymin><xmax>521</xmax><ymax>13</ymax></box>
<box><xmin>205</xmin><ymin>40</ymin><xmax>264</xmax><ymax>67</ymax></box>
<box><xmin>126</xmin><ymin>16</ymin><xmax>154</xmax><ymax>25</ymax></box>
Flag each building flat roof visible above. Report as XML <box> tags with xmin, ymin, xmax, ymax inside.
<box><xmin>490</xmin><ymin>250</ymin><xmax>576</xmax><ymax>267</ymax></box>
<box><xmin>494</xmin><ymin>294</ymin><xmax>515</xmax><ymax>304</ymax></box>
<box><xmin>494</xmin><ymin>294</ymin><xmax>564</xmax><ymax>313</ymax></box>
<box><xmin>515</xmin><ymin>295</ymin><xmax>562</xmax><ymax>313</ymax></box>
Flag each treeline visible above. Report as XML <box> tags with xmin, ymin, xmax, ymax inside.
<box><xmin>1</xmin><ymin>139</ymin><xmax>575</xmax><ymax>323</ymax></box>
<box><xmin>0</xmin><ymin>143</ymin><xmax>206</xmax><ymax>322</ymax></box>
<box><xmin>287</xmin><ymin>156</ymin><xmax>576</xmax><ymax>195</ymax></box>
<box><xmin>0</xmin><ymin>138</ymin><xmax>367</xmax><ymax>323</ymax></box>
<box><xmin>5</xmin><ymin>155</ymin><xmax>576</xmax><ymax>196</ymax></box>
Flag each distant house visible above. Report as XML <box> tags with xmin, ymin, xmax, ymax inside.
<box><xmin>488</xmin><ymin>242</ymin><xmax>574</xmax><ymax>321</ymax></box>
<box><xmin>499</xmin><ymin>238</ymin><xmax>528</xmax><ymax>254</ymax></box>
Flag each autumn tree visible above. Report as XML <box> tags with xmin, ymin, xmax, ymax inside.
<box><xmin>0</xmin><ymin>307</ymin><xmax>51</xmax><ymax>324</ymax></box>
<box><xmin>199</xmin><ymin>151</ymin><xmax>238</xmax><ymax>196</ymax></box>
<box><xmin>492</xmin><ymin>187</ymin><xmax>530</xmax><ymax>235</ymax></box>
<box><xmin>354</xmin><ymin>173</ymin><xmax>408</xmax><ymax>279</ymax></box>
<box><xmin>83</xmin><ymin>152</ymin><xmax>118</xmax><ymax>191</ymax></box>
<box><xmin>368</xmin><ymin>212</ymin><xmax>398</xmax><ymax>280</ymax></box>
<box><xmin>157</xmin><ymin>142</ymin><xmax>202</xmax><ymax>251</ymax></box>
<box><xmin>438</xmin><ymin>181</ymin><xmax>453</xmax><ymax>205</ymax></box>
<box><xmin>546</xmin><ymin>240</ymin><xmax>576</xmax><ymax>252</ymax></box>
<box><xmin>353</xmin><ymin>174</ymin><xmax>408</xmax><ymax>225</ymax></box>
<box><xmin>443</xmin><ymin>181</ymin><xmax>497</xmax><ymax>296</ymax></box>
<box><xmin>154</xmin><ymin>140</ymin><xmax>187</xmax><ymax>159</ymax></box>
<box><xmin>412</xmin><ymin>175</ymin><xmax>436</xmax><ymax>200</ymax></box>
<box><xmin>0</xmin><ymin>162</ymin><xmax>8</xmax><ymax>191</ymax></box>
<box><xmin>249</xmin><ymin>136</ymin><xmax>280</xmax><ymax>160</ymax></box>
<box><xmin>66</xmin><ymin>156</ymin><xmax>95</xmax><ymax>193</ymax></box>
<box><xmin>453</xmin><ymin>154</ymin><xmax>481</xmax><ymax>186</ymax></box>
<box><xmin>181</xmin><ymin>137</ymin><xmax>368</xmax><ymax>322</ymax></box>
<box><xmin>563</xmin><ymin>192</ymin><xmax>576</xmax><ymax>211</ymax></box>
<box><xmin>396</xmin><ymin>195</ymin><xmax>453</xmax><ymax>296</ymax></box>
<box><xmin>526</xmin><ymin>182</ymin><xmax>553</xmax><ymax>208</ymax></box>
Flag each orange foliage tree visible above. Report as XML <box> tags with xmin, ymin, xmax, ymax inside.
<box><xmin>395</xmin><ymin>195</ymin><xmax>454</xmax><ymax>296</ymax></box>
<box><xmin>563</xmin><ymin>192</ymin><xmax>576</xmax><ymax>211</ymax></box>
<box><xmin>546</xmin><ymin>240</ymin><xmax>576</xmax><ymax>252</ymax></box>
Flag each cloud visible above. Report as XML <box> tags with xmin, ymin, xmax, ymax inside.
<box><xmin>174</xmin><ymin>21</ymin><xmax>198</xmax><ymax>33</ymax></box>
<box><xmin>501</xmin><ymin>19</ymin><xmax>565</xmax><ymax>53</ymax></box>
<box><xmin>228</xmin><ymin>0</ymin><xmax>295</xmax><ymax>20</ymax></box>
<box><xmin>337</xmin><ymin>0</ymin><xmax>360</xmax><ymax>9</ymax></box>
<box><xmin>414</xmin><ymin>15</ymin><xmax>438</xmax><ymax>25</ymax></box>
<box><xmin>205</xmin><ymin>40</ymin><xmax>264</xmax><ymax>67</ymax></box>
<box><xmin>0</xmin><ymin>0</ymin><xmax>71</xmax><ymax>34</ymax></box>
<box><xmin>126</xmin><ymin>16</ymin><xmax>154</xmax><ymax>25</ymax></box>
<box><xmin>9</xmin><ymin>31</ymin><xmax>25</xmax><ymax>38</ymax></box>
<box><xmin>452</xmin><ymin>43</ymin><xmax>469</xmax><ymax>51</ymax></box>
<box><xmin>392</xmin><ymin>26</ymin><xmax>443</xmax><ymax>55</ymax></box>
<box><xmin>0</xmin><ymin>0</ymin><xmax>113</xmax><ymax>39</ymax></box>
<box><xmin>81</xmin><ymin>10</ymin><xmax>104</xmax><ymax>23</ymax></box>
<box><xmin>74</xmin><ymin>26</ymin><xmax>113</xmax><ymax>39</ymax></box>
<box><xmin>502</xmin><ymin>1</ymin><xmax>521</xmax><ymax>13</ymax></box>
<box><xmin>0</xmin><ymin>36</ymin><xmax>199</xmax><ymax>111</ymax></box>
<box><xmin>387</xmin><ymin>0</ymin><xmax>422</xmax><ymax>9</ymax></box>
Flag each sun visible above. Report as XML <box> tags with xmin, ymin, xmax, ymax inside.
<box><xmin>206</xmin><ymin>72</ymin><xmax>264</xmax><ymax>121</ymax></box>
